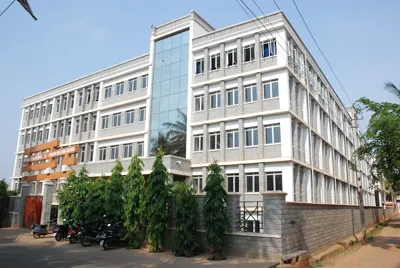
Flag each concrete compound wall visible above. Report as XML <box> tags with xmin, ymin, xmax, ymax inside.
<box><xmin>2</xmin><ymin>184</ymin><xmax>30</xmax><ymax>228</ymax></box>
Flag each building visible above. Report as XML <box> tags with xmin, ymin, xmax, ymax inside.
<box><xmin>10</xmin><ymin>11</ymin><xmax>380</xmax><ymax>225</ymax></box>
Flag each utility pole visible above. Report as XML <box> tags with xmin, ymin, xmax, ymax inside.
<box><xmin>357</xmin><ymin>170</ymin><xmax>367</xmax><ymax>239</ymax></box>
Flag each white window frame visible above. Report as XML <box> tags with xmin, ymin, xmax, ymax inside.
<box><xmin>128</xmin><ymin>78</ymin><xmax>137</xmax><ymax>92</ymax></box>
<box><xmin>226</xmin><ymin>48</ymin><xmax>237</xmax><ymax>67</ymax></box>
<box><xmin>116</xmin><ymin>82</ymin><xmax>124</xmax><ymax>96</ymax></box>
<box><xmin>194</xmin><ymin>134</ymin><xmax>203</xmax><ymax>152</ymax></box>
<box><xmin>99</xmin><ymin>147</ymin><xmax>107</xmax><ymax>161</ymax></box>
<box><xmin>89</xmin><ymin>145</ymin><xmax>94</xmax><ymax>162</ymax></box>
<box><xmin>137</xmin><ymin>142</ymin><xmax>144</xmax><ymax>156</ymax></box>
<box><xmin>101</xmin><ymin>116</ymin><xmax>109</xmax><ymax>129</ymax></box>
<box><xmin>70</xmin><ymin>95</ymin><xmax>75</xmax><ymax>109</ymax></box>
<box><xmin>227</xmin><ymin>88</ymin><xmax>238</xmax><ymax>106</ymax></box>
<box><xmin>245</xmin><ymin>127</ymin><xmax>258</xmax><ymax>147</ymax></box>
<box><xmin>79</xmin><ymin>146</ymin><xmax>86</xmax><ymax>163</ymax></box>
<box><xmin>66</xmin><ymin>122</ymin><xmax>71</xmax><ymax>136</ymax></box>
<box><xmin>261</xmin><ymin>39</ymin><xmax>277</xmax><ymax>58</ymax></box>
<box><xmin>209</xmin><ymin>91</ymin><xmax>221</xmax><ymax>109</ymax></box>
<box><xmin>226</xmin><ymin>129</ymin><xmax>239</xmax><ymax>149</ymax></box>
<box><xmin>227</xmin><ymin>174</ymin><xmax>239</xmax><ymax>193</ymax></box>
<box><xmin>123</xmin><ymin>144</ymin><xmax>133</xmax><ymax>158</ymax></box>
<box><xmin>193</xmin><ymin>175</ymin><xmax>203</xmax><ymax>193</ymax></box>
<box><xmin>85</xmin><ymin>89</ymin><xmax>91</xmax><ymax>104</ymax></box>
<box><xmin>125</xmin><ymin>110</ymin><xmax>134</xmax><ymax>124</ymax></box>
<box><xmin>194</xmin><ymin>95</ymin><xmax>204</xmax><ymax>111</ymax></box>
<box><xmin>246</xmin><ymin>173</ymin><xmax>260</xmax><ymax>192</ymax></box>
<box><xmin>245</xmin><ymin>84</ymin><xmax>257</xmax><ymax>103</ymax></box>
<box><xmin>266</xmin><ymin>172</ymin><xmax>283</xmax><ymax>191</ymax></box>
<box><xmin>141</xmin><ymin>75</ymin><xmax>148</xmax><ymax>89</ymax></box>
<box><xmin>195</xmin><ymin>58</ymin><xmax>204</xmax><ymax>74</ymax></box>
<box><xmin>91</xmin><ymin>116</ymin><xmax>97</xmax><ymax>131</ymax></box>
<box><xmin>265</xmin><ymin>123</ymin><xmax>281</xmax><ymax>144</ymax></box>
<box><xmin>112</xmin><ymin>113</ymin><xmax>121</xmax><ymax>127</ymax></box>
<box><xmin>263</xmin><ymin>80</ymin><xmax>279</xmax><ymax>99</ymax></box>
<box><xmin>82</xmin><ymin>117</ymin><xmax>88</xmax><ymax>133</ymax></box>
<box><xmin>209</xmin><ymin>53</ymin><xmax>220</xmax><ymax>71</ymax></box>
<box><xmin>75</xmin><ymin>120</ymin><xmax>80</xmax><ymax>134</ymax></box>
<box><xmin>104</xmin><ymin>86</ymin><xmax>112</xmax><ymax>99</ymax></box>
<box><xmin>209</xmin><ymin>131</ymin><xmax>220</xmax><ymax>150</ymax></box>
<box><xmin>78</xmin><ymin>92</ymin><xmax>83</xmax><ymax>106</ymax></box>
<box><xmin>243</xmin><ymin>44</ymin><xmax>255</xmax><ymax>62</ymax></box>
<box><xmin>139</xmin><ymin>108</ymin><xmax>146</xmax><ymax>122</ymax></box>
<box><xmin>111</xmin><ymin>145</ymin><xmax>119</xmax><ymax>160</ymax></box>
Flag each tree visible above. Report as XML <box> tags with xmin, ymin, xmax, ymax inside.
<box><xmin>384</xmin><ymin>82</ymin><xmax>400</xmax><ymax>99</ymax></box>
<box><xmin>105</xmin><ymin>160</ymin><xmax>125</xmax><ymax>223</ymax></box>
<box><xmin>172</xmin><ymin>182</ymin><xmax>199</xmax><ymax>257</ymax></box>
<box><xmin>203</xmin><ymin>161</ymin><xmax>231</xmax><ymax>260</ymax></box>
<box><xmin>124</xmin><ymin>154</ymin><xmax>146</xmax><ymax>248</ymax></box>
<box><xmin>150</xmin><ymin>132</ymin><xmax>171</xmax><ymax>156</ymax></box>
<box><xmin>58</xmin><ymin>168</ymin><xmax>90</xmax><ymax>222</ymax></box>
<box><xmin>0</xmin><ymin>179</ymin><xmax>10</xmax><ymax>227</ymax></box>
<box><xmin>145</xmin><ymin>149</ymin><xmax>170</xmax><ymax>252</ymax></box>
<box><xmin>85</xmin><ymin>176</ymin><xmax>107</xmax><ymax>226</ymax></box>
<box><xmin>163</xmin><ymin>109</ymin><xmax>187</xmax><ymax>157</ymax></box>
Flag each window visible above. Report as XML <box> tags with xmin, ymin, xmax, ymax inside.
<box><xmin>56</xmin><ymin>99</ymin><xmax>60</xmax><ymax>112</ymax></box>
<box><xmin>210</xmin><ymin>53</ymin><xmax>220</xmax><ymax>71</ymax></box>
<box><xmin>92</xmin><ymin>116</ymin><xmax>97</xmax><ymax>131</ymax></box>
<box><xmin>137</xmin><ymin>142</ymin><xmax>144</xmax><ymax>156</ymax></box>
<box><xmin>226</xmin><ymin>49</ymin><xmax>237</xmax><ymax>67</ymax></box>
<box><xmin>53</xmin><ymin>125</ymin><xmax>57</xmax><ymax>138</ymax></box>
<box><xmin>227</xmin><ymin>174</ymin><xmax>239</xmax><ymax>192</ymax></box>
<box><xmin>44</xmin><ymin>129</ymin><xmax>49</xmax><ymax>141</ymax></box>
<box><xmin>209</xmin><ymin>132</ymin><xmax>220</xmax><ymax>150</ymax></box>
<box><xmin>139</xmin><ymin>108</ymin><xmax>146</xmax><ymax>122</ymax></box>
<box><xmin>101</xmin><ymin>116</ymin><xmax>109</xmax><ymax>129</ymax></box>
<box><xmin>36</xmin><ymin>107</ymin><xmax>39</xmax><ymax>118</ymax></box>
<box><xmin>59</xmin><ymin>123</ymin><xmax>64</xmax><ymax>137</ymax></box>
<box><xmin>70</xmin><ymin>94</ymin><xmax>75</xmax><ymax>109</ymax></box>
<box><xmin>62</xmin><ymin>96</ymin><xmax>67</xmax><ymax>110</ymax></box>
<box><xmin>116</xmin><ymin>82</ymin><xmax>124</xmax><ymax>96</ymax></box>
<box><xmin>104</xmin><ymin>86</ymin><xmax>112</xmax><ymax>99</ymax></box>
<box><xmin>27</xmin><ymin>133</ymin><xmax>30</xmax><ymax>144</ymax></box>
<box><xmin>193</xmin><ymin>175</ymin><xmax>203</xmax><ymax>193</ymax></box>
<box><xmin>261</xmin><ymin>39</ymin><xmax>277</xmax><ymax>58</ymax></box>
<box><xmin>21</xmin><ymin>134</ymin><xmax>25</xmax><ymax>145</ymax></box>
<box><xmin>75</xmin><ymin>120</ymin><xmax>80</xmax><ymax>134</ymax></box>
<box><xmin>265</xmin><ymin>123</ymin><xmax>281</xmax><ymax>144</ymax></box>
<box><xmin>32</xmin><ymin>132</ymin><xmax>36</xmax><ymax>143</ymax></box>
<box><xmin>141</xmin><ymin>75</ymin><xmax>148</xmax><ymax>88</ymax></box>
<box><xmin>48</xmin><ymin>104</ymin><xmax>52</xmax><ymax>115</ymax></box>
<box><xmin>246</xmin><ymin>173</ymin><xmax>259</xmax><ymax>192</ymax></box>
<box><xmin>94</xmin><ymin>87</ymin><xmax>99</xmax><ymax>102</ymax></box>
<box><xmin>78</xmin><ymin>92</ymin><xmax>83</xmax><ymax>106</ymax></box>
<box><xmin>245</xmin><ymin>85</ymin><xmax>257</xmax><ymax>103</ymax></box>
<box><xmin>194</xmin><ymin>95</ymin><xmax>204</xmax><ymax>111</ymax></box>
<box><xmin>89</xmin><ymin>145</ymin><xmax>94</xmax><ymax>162</ymax></box>
<box><xmin>210</xmin><ymin>92</ymin><xmax>221</xmax><ymax>109</ymax></box>
<box><xmin>266</xmin><ymin>172</ymin><xmax>283</xmax><ymax>191</ymax></box>
<box><xmin>263</xmin><ymin>80</ymin><xmax>279</xmax><ymax>99</ymax></box>
<box><xmin>86</xmin><ymin>89</ymin><xmax>91</xmax><ymax>104</ymax></box>
<box><xmin>128</xmin><ymin>79</ymin><xmax>137</xmax><ymax>92</ymax></box>
<box><xmin>41</xmin><ymin>106</ymin><xmax>46</xmax><ymax>117</ymax></box>
<box><xmin>99</xmin><ymin>147</ymin><xmax>107</xmax><ymax>161</ymax></box>
<box><xmin>111</xmin><ymin>146</ymin><xmax>119</xmax><ymax>160</ymax></box>
<box><xmin>79</xmin><ymin>146</ymin><xmax>85</xmax><ymax>163</ymax></box>
<box><xmin>112</xmin><ymin>113</ymin><xmax>121</xmax><ymax>127</ymax></box>
<box><xmin>28</xmin><ymin>109</ymin><xmax>33</xmax><ymax>119</ymax></box>
<box><xmin>66</xmin><ymin>121</ymin><xmax>71</xmax><ymax>136</ymax></box>
<box><xmin>195</xmin><ymin>58</ymin><xmax>204</xmax><ymax>74</ymax></box>
<box><xmin>226</xmin><ymin>129</ymin><xmax>239</xmax><ymax>148</ymax></box>
<box><xmin>227</xmin><ymin>88</ymin><xmax>238</xmax><ymax>106</ymax></box>
<box><xmin>123</xmin><ymin>144</ymin><xmax>133</xmax><ymax>158</ymax></box>
<box><xmin>243</xmin><ymin>44</ymin><xmax>255</xmax><ymax>62</ymax></box>
<box><xmin>83</xmin><ymin>117</ymin><xmax>88</xmax><ymax>132</ymax></box>
<box><xmin>125</xmin><ymin>110</ymin><xmax>134</xmax><ymax>124</ymax></box>
<box><xmin>194</xmin><ymin>134</ymin><xmax>203</xmax><ymax>152</ymax></box>
<box><xmin>245</xmin><ymin>127</ymin><xmax>258</xmax><ymax>146</ymax></box>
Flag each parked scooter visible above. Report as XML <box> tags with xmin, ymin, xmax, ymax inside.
<box><xmin>80</xmin><ymin>225</ymin><xmax>105</xmax><ymax>247</ymax></box>
<box><xmin>32</xmin><ymin>219</ymin><xmax>57</xmax><ymax>239</ymax></box>
<box><xmin>67</xmin><ymin>221</ymin><xmax>84</xmax><ymax>244</ymax></box>
<box><xmin>54</xmin><ymin>219</ymin><xmax>73</xmax><ymax>241</ymax></box>
<box><xmin>100</xmin><ymin>221</ymin><xmax>128</xmax><ymax>250</ymax></box>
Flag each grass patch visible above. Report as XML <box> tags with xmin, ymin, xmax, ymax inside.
<box><xmin>366</xmin><ymin>225</ymin><xmax>384</xmax><ymax>243</ymax></box>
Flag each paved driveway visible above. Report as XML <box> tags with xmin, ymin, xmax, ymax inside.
<box><xmin>0</xmin><ymin>228</ymin><xmax>277</xmax><ymax>268</ymax></box>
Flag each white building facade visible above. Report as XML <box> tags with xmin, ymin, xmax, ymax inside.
<box><xmin>11</xmin><ymin>11</ymin><xmax>379</xmax><ymax>213</ymax></box>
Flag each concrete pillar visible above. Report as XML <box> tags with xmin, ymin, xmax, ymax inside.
<box><xmin>237</xmin><ymin>77</ymin><xmax>243</xmax><ymax>115</ymax></box>
<box><xmin>219</xmin><ymin>43</ymin><xmax>225</xmax><ymax>77</ymax></box>
<box><xmin>220</xmin><ymin>121</ymin><xmax>225</xmax><ymax>161</ymax></box>
<box><xmin>262</xmin><ymin>191</ymin><xmax>287</xmax><ymax>236</ymax></box>
<box><xmin>40</xmin><ymin>181</ymin><xmax>54</xmax><ymax>224</ymax></box>
<box><xmin>236</xmin><ymin>38</ymin><xmax>242</xmax><ymax>73</ymax></box>
<box><xmin>204</xmin><ymin>48</ymin><xmax>209</xmax><ymax>81</ymax></box>
<box><xmin>18</xmin><ymin>183</ymin><xmax>31</xmax><ymax>227</ymax></box>
<box><xmin>227</xmin><ymin>194</ymin><xmax>241</xmax><ymax>232</ymax></box>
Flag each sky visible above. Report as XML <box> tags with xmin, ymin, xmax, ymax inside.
<box><xmin>0</xmin><ymin>0</ymin><xmax>399</xmax><ymax>183</ymax></box>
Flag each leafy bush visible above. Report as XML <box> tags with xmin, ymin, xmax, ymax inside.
<box><xmin>105</xmin><ymin>160</ymin><xmax>124</xmax><ymax>223</ymax></box>
<box><xmin>172</xmin><ymin>182</ymin><xmax>199</xmax><ymax>257</ymax></box>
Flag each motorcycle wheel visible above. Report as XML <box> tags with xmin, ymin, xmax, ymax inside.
<box><xmin>33</xmin><ymin>233</ymin><xmax>40</xmax><ymax>239</ymax></box>
<box><xmin>81</xmin><ymin>236</ymin><xmax>92</xmax><ymax>247</ymax></box>
<box><xmin>102</xmin><ymin>240</ymin><xmax>111</xmax><ymax>250</ymax></box>
<box><xmin>69</xmin><ymin>237</ymin><xmax>77</xmax><ymax>244</ymax></box>
<box><xmin>55</xmin><ymin>233</ymin><xmax>63</xmax><ymax>242</ymax></box>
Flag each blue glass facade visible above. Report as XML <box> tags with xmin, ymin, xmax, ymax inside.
<box><xmin>150</xmin><ymin>30</ymin><xmax>189</xmax><ymax>155</ymax></box>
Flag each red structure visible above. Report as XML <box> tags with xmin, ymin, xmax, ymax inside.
<box><xmin>24</xmin><ymin>196</ymin><xmax>42</xmax><ymax>228</ymax></box>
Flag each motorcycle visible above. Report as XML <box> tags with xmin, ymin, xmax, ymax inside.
<box><xmin>67</xmin><ymin>222</ymin><xmax>84</xmax><ymax>244</ymax></box>
<box><xmin>100</xmin><ymin>221</ymin><xmax>128</xmax><ymax>250</ymax></box>
<box><xmin>54</xmin><ymin>219</ymin><xmax>74</xmax><ymax>242</ymax></box>
<box><xmin>80</xmin><ymin>225</ymin><xmax>104</xmax><ymax>247</ymax></box>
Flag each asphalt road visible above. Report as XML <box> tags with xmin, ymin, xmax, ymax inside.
<box><xmin>0</xmin><ymin>228</ymin><xmax>277</xmax><ymax>268</ymax></box>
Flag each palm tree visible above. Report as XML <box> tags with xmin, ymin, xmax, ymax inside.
<box><xmin>162</xmin><ymin>109</ymin><xmax>187</xmax><ymax>157</ymax></box>
<box><xmin>384</xmin><ymin>82</ymin><xmax>400</xmax><ymax>99</ymax></box>
<box><xmin>150</xmin><ymin>132</ymin><xmax>170</xmax><ymax>156</ymax></box>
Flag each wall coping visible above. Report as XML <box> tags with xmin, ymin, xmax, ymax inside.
<box><xmin>194</xmin><ymin>228</ymin><xmax>281</xmax><ymax>238</ymax></box>
<box><xmin>261</xmin><ymin>191</ymin><xmax>288</xmax><ymax>197</ymax></box>
<box><xmin>227</xmin><ymin>193</ymin><xmax>242</xmax><ymax>197</ymax></box>
<box><xmin>286</xmin><ymin>201</ymin><xmax>382</xmax><ymax>209</ymax></box>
